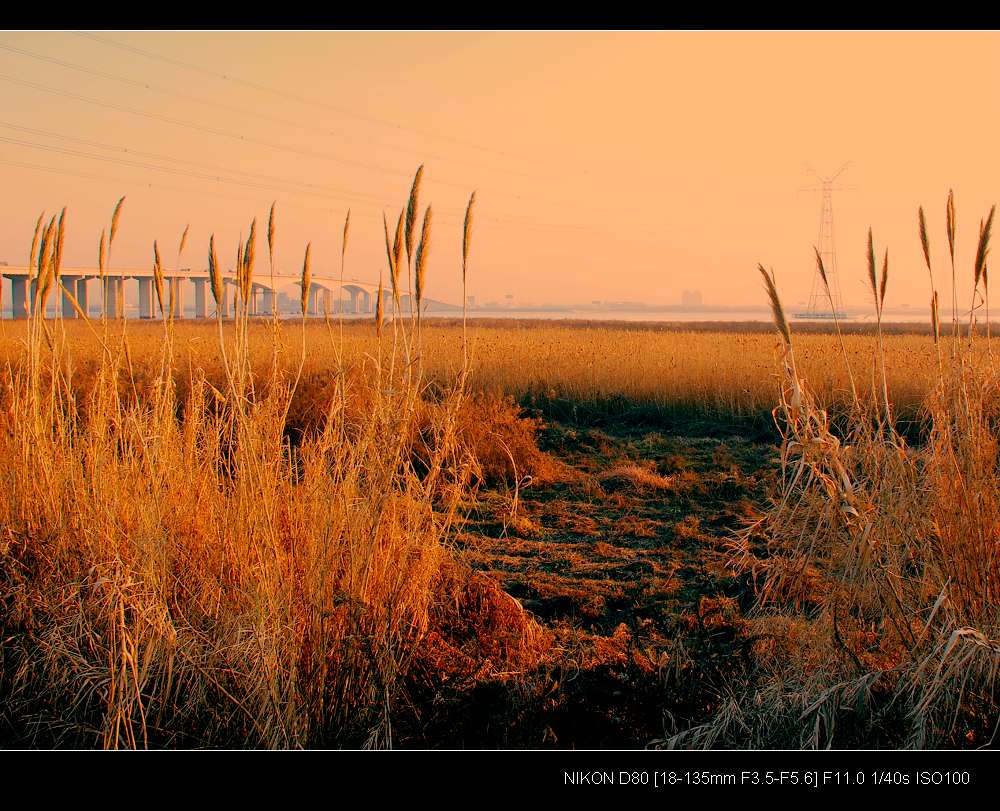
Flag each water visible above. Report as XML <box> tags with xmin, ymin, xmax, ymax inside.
<box><xmin>4</xmin><ymin>305</ymin><xmax>934</xmax><ymax>326</ymax></box>
<box><xmin>422</xmin><ymin>307</ymin><xmax>934</xmax><ymax>325</ymax></box>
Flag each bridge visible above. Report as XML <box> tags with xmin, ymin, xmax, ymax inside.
<box><xmin>0</xmin><ymin>265</ymin><xmax>390</xmax><ymax>320</ymax></box>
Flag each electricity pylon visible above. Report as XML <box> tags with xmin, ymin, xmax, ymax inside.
<box><xmin>796</xmin><ymin>162</ymin><xmax>851</xmax><ymax>318</ymax></box>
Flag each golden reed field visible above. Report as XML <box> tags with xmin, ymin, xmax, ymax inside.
<box><xmin>2</xmin><ymin>181</ymin><xmax>1000</xmax><ymax>749</ymax></box>
<box><xmin>0</xmin><ymin>319</ymin><xmax>947</xmax><ymax>421</ymax></box>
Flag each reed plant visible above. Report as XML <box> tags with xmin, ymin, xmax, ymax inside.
<box><xmin>667</xmin><ymin>193</ymin><xmax>1000</xmax><ymax>749</ymax></box>
<box><xmin>0</xmin><ymin>168</ymin><xmax>538</xmax><ymax>749</ymax></box>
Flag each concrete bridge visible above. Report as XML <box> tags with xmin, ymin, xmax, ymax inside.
<box><xmin>0</xmin><ymin>266</ymin><xmax>389</xmax><ymax>320</ymax></box>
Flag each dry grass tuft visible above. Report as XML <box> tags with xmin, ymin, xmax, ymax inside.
<box><xmin>667</xmin><ymin>193</ymin><xmax>1000</xmax><ymax>749</ymax></box>
<box><xmin>597</xmin><ymin>464</ymin><xmax>675</xmax><ymax>493</ymax></box>
<box><xmin>0</xmin><ymin>169</ymin><xmax>535</xmax><ymax>749</ymax></box>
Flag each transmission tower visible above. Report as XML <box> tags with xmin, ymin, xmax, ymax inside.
<box><xmin>797</xmin><ymin>163</ymin><xmax>850</xmax><ymax>319</ymax></box>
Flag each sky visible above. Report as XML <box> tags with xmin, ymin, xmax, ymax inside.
<box><xmin>1</xmin><ymin>30</ymin><xmax>998</xmax><ymax>311</ymax></box>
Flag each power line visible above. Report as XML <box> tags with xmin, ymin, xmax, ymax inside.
<box><xmin>0</xmin><ymin>121</ymin><xmax>399</xmax><ymax>208</ymax></box>
<box><xmin>0</xmin><ymin>125</ymin><xmax>609</xmax><ymax>233</ymax></box>
<box><xmin>0</xmin><ymin>40</ymin><xmax>540</xmax><ymax>181</ymax></box>
<box><xmin>0</xmin><ymin>156</ymin><xmax>341</xmax><ymax>218</ymax></box>
<box><xmin>73</xmin><ymin>30</ymin><xmax>561</xmax><ymax>170</ymax></box>
<box><xmin>0</xmin><ymin>157</ymin><xmax>613</xmax><ymax>268</ymax></box>
<box><xmin>0</xmin><ymin>72</ymin><xmax>417</xmax><ymax>180</ymax></box>
<box><xmin>0</xmin><ymin>71</ymin><xmax>615</xmax><ymax>216</ymax></box>
<box><xmin>2</xmin><ymin>39</ymin><xmax>652</xmax><ymax>219</ymax></box>
<box><xmin>0</xmin><ymin>139</ymin><xmax>607</xmax><ymax>235</ymax></box>
<box><xmin>0</xmin><ymin>133</ymin><xmax>389</xmax><ymax>206</ymax></box>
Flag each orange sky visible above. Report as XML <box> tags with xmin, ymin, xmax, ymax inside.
<box><xmin>1</xmin><ymin>30</ymin><xmax>998</xmax><ymax>310</ymax></box>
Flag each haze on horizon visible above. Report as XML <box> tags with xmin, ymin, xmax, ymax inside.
<box><xmin>1</xmin><ymin>30</ymin><xmax>998</xmax><ymax>313</ymax></box>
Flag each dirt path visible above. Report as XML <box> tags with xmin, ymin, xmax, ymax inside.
<box><xmin>401</xmin><ymin>418</ymin><xmax>778</xmax><ymax>748</ymax></box>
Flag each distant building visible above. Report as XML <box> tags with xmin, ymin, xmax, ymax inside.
<box><xmin>466</xmin><ymin>295</ymin><xmax>476</xmax><ymax>308</ymax></box>
<box><xmin>681</xmin><ymin>289</ymin><xmax>704</xmax><ymax>307</ymax></box>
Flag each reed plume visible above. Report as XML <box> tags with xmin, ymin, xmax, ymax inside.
<box><xmin>243</xmin><ymin>219</ymin><xmax>257</xmax><ymax>303</ymax></box>
<box><xmin>866</xmin><ymin>228</ymin><xmax>878</xmax><ymax>311</ymax></box>
<box><xmin>948</xmin><ymin>189</ymin><xmax>957</xmax><ymax>333</ymax></box>
<box><xmin>919</xmin><ymin>206</ymin><xmax>932</xmax><ymax>275</ymax></box>
<box><xmin>301</xmin><ymin>242</ymin><xmax>312</xmax><ymax>317</ymax></box>
<box><xmin>105</xmin><ymin>196</ymin><xmax>125</xmax><ymax>320</ymax></box>
<box><xmin>393</xmin><ymin>211</ymin><xmax>404</xmax><ymax>308</ymax></box>
<box><xmin>813</xmin><ymin>246</ymin><xmax>828</xmax><ymax>289</ymax></box>
<box><xmin>34</xmin><ymin>218</ymin><xmax>51</xmax><ymax>298</ymax></box>
<box><xmin>339</xmin><ymin>209</ymin><xmax>350</xmax><ymax>342</ymax></box>
<box><xmin>267</xmin><ymin>201</ymin><xmax>278</xmax><ymax>330</ymax></box>
<box><xmin>462</xmin><ymin>192</ymin><xmax>476</xmax><ymax>366</ymax></box>
<box><xmin>383</xmin><ymin>212</ymin><xmax>397</xmax><ymax>303</ymax></box>
<box><xmin>268</xmin><ymin>202</ymin><xmax>276</xmax><ymax>265</ymax></box>
<box><xmin>209</xmin><ymin>234</ymin><xmax>223</xmax><ymax>312</ymax></box>
<box><xmin>415</xmin><ymin>206</ymin><xmax>432</xmax><ymax>323</ymax></box>
<box><xmin>973</xmin><ymin>204</ymin><xmax>994</xmax><ymax>292</ymax></box>
<box><xmin>98</xmin><ymin>229</ymin><xmax>107</xmax><ymax>280</ymax></box>
<box><xmin>758</xmin><ymin>263</ymin><xmax>790</xmax><ymax>347</ymax></box>
<box><xmin>235</xmin><ymin>238</ymin><xmax>244</xmax><ymax>314</ymax></box>
<box><xmin>153</xmin><ymin>241</ymin><xmax>165</xmax><ymax>317</ymax></box>
<box><xmin>342</xmin><ymin>209</ymin><xmax>351</xmax><ymax>260</ymax></box>
<box><xmin>879</xmin><ymin>249</ymin><xmax>889</xmax><ymax>311</ymax></box>
<box><xmin>405</xmin><ymin>165</ymin><xmax>424</xmax><ymax>264</ymax></box>
<box><xmin>53</xmin><ymin>208</ymin><xmax>66</xmax><ymax>290</ymax></box>
<box><xmin>110</xmin><ymin>196</ymin><xmax>125</xmax><ymax>247</ymax></box>
<box><xmin>36</xmin><ymin>217</ymin><xmax>56</xmax><ymax>314</ymax></box>
<box><xmin>28</xmin><ymin>211</ymin><xmax>44</xmax><ymax>286</ymax></box>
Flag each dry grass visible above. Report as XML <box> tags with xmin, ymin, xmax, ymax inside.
<box><xmin>0</xmin><ymin>178</ymin><xmax>548</xmax><ymax>749</ymax></box>
<box><xmin>661</xmin><ymin>195</ymin><xmax>1000</xmax><ymax>750</ymax></box>
<box><xmin>0</xmin><ymin>320</ymin><xmax>947</xmax><ymax>425</ymax></box>
<box><xmin>6</xmin><ymin>180</ymin><xmax>1000</xmax><ymax>750</ymax></box>
<box><xmin>597</xmin><ymin>464</ymin><xmax>675</xmax><ymax>493</ymax></box>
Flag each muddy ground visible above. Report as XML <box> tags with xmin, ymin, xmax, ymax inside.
<box><xmin>398</xmin><ymin>412</ymin><xmax>779</xmax><ymax>748</ymax></box>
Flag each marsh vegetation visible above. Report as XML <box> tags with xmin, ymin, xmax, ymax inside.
<box><xmin>1</xmin><ymin>185</ymin><xmax>997</xmax><ymax>749</ymax></box>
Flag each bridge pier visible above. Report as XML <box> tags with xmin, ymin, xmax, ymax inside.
<box><xmin>192</xmin><ymin>278</ymin><xmax>208</xmax><ymax>318</ymax></box>
<box><xmin>169</xmin><ymin>278</ymin><xmax>184</xmax><ymax>318</ymax></box>
<box><xmin>29</xmin><ymin>280</ymin><xmax>41</xmax><ymax>315</ymax></box>
<box><xmin>10</xmin><ymin>276</ymin><xmax>28</xmax><ymax>319</ymax></box>
<box><xmin>77</xmin><ymin>278</ymin><xmax>90</xmax><ymax>317</ymax></box>
<box><xmin>104</xmin><ymin>276</ymin><xmax>124</xmax><ymax>319</ymax></box>
<box><xmin>60</xmin><ymin>275</ymin><xmax>79</xmax><ymax>318</ymax></box>
<box><xmin>220</xmin><ymin>281</ymin><xmax>234</xmax><ymax>318</ymax></box>
<box><xmin>138</xmin><ymin>277</ymin><xmax>154</xmax><ymax>318</ymax></box>
<box><xmin>2</xmin><ymin>271</ymin><xmax>388</xmax><ymax>321</ymax></box>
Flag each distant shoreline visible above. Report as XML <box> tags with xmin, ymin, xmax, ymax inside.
<box><xmin>2</xmin><ymin>312</ymin><xmax>943</xmax><ymax>336</ymax></box>
<box><xmin>414</xmin><ymin>316</ymin><xmax>941</xmax><ymax>335</ymax></box>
